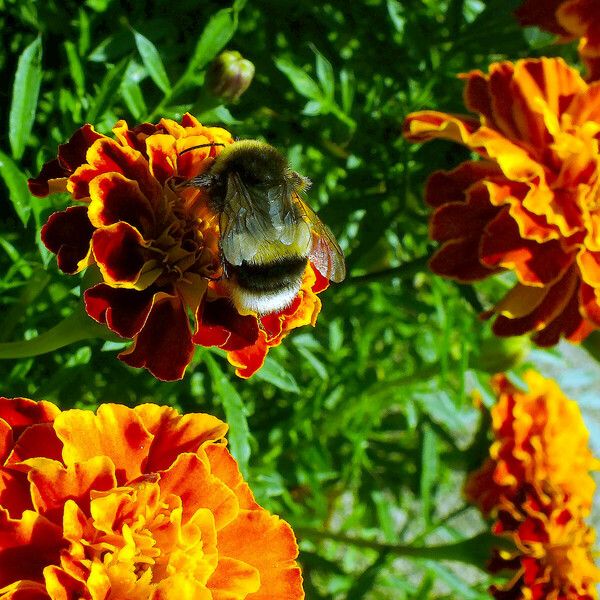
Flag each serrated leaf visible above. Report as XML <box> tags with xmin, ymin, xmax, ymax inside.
<box><xmin>9</xmin><ymin>36</ymin><xmax>43</xmax><ymax>160</ymax></box>
<box><xmin>186</xmin><ymin>9</ymin><xmax>236</xmax><ymax>73</ymax></box>
<box><xmin>275</xmin><ymin>57</ymin><xmax>322</xmax><ymax>100</ymax></box>
<box><xmin>86</xmin><ymin>57</ymin><xmax>129</xmax><ymax>123</ymax></box>
<box><xmin>204</xmin><ymin>352</ymin><xmax>251</xmax><ymax>476</ymax></box>
<box><xmin>133</xmin><ymin>29</ymin><xmax>171</xmax><ymax>94</ymax></box>
<box><xmin>0</xmin><ymin>150</ymin><xmax>31</xmax><ymax>226</ymax></box>
<box><xmin>253</xmin><ymin>356</ymin><xmax>300</xmax><ymax>393</ymax></box>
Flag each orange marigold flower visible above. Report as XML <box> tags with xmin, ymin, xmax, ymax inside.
<box><xmin>516</xmin><ymin>0</ymin><xmax>600</xmax><ymax>81</ymax></box>
<box><xmin>465</xmin><ymin>371</ymin><xmax>600</xmax><ymax>599</ymax></box>
<box><xmin>0</xmin><ymin>397</ymin><xmax>304</xmax><ymax>599</ymax></box>
<box><xmin>28</xmin><ymin>115</ymin><xmax>329</xmax><ymax>381</ymax></box>
<box><xmin>404</xmin><ymin>57</ymin><xmax>600</xmax><ymax>347</ymax></box>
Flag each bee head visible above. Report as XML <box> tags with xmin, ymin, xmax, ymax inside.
<box><xmin>212</xmin><ymin>140</ymin><xmax>289</xmax><ymax>185</ymax></box>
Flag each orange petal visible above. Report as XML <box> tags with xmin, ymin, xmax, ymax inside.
<box><xmin>403</xmin><ymin>110</ymin><xmax>480</xmax><ymax>146</ymax></box>
<box><xmin>54</xmin><ymin>404</ymin><xmax>153</xmax><ymax>484</ymax></box>
<box><xmin>26</xmin><ymin>456</ymin><xmax>116</xmax><ymax>521</ymax></box>
<box><xmin>216</xmin><ymin>510</ymin><xmax>303</xmax><ymax>600</ymax></box>
<box><xmin>150</xmin><ymin>575</ymin><xmax>212</xmax><ymax>600</ymax></box>
<box><xmin>205</xmin><ymin>445</ymin><xmax>258</xmax><ymax>510</ymax></box>
<box><xmin>158</xmin><ymin>452</ymin><xmax>239</xmax><ymax>529</ymax></box>
<box><xmin>134</xmin><ymin>404</ymin><xmax>227</xmax><ymax>473</ymax></box>
<box><xmin>207</xmin><ymin>557</ymin><xmax>260</xmax><ymax>600</ymax></box>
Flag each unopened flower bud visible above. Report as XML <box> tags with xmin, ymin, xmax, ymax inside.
<box><xmin>206</xmin><ymin>50</ymin><xmax>255</xmax><ymax>102</ymax></box>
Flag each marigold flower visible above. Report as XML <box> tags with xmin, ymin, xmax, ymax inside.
<box><xmin>28</xmin><ymin>115</ymin><xmax>329</xmax><ymax>381</ymax></box>
<box><xmin>0</xmin><ymin>397</ymin><xmax>304</xmax><ymax>599</ymax></box>
<box><xmin>465</xmin><ymin>371</ymin><xmax>600</xmax><ymax>599</ymax></box>
<box><xmin>516</xmin><ymin>0</ymin><xmax>600</xmax><ymax>80</ymax></box>
<box><xmin>404</xmin><ymin>57</ymin><xmax>600</xmax><ymax>347</ymax></box>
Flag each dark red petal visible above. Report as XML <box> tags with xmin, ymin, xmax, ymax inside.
<box><xmin>119</xmin><ymin>295</ymin><xmax>194</xmax><ymax>381</ymax></box>
<box><xmin>27</xmin><ymin>158</ymin><xmax>68</xmax><ymax>197</ymax></box>
<box><xmin>5</xmin><ymin>423</ymin><xmax>62</xmax><ymax>466</ymax></box>
<box><xmin>531</xmin><ymin>288</ymin><xmax>585</xmax><ymax>346</ymax></box>
<box><xmin>40</xmin><ymin>206</ymin><xmax>95</xmax><ymax>274</ymax></box>
<box><xmin>0</xmin><ymin>398</ymin><xmax>58</xmax><ymax>429</ymax></box>
<box><xmin>481</xmin><ymin>208</ymin><xmax>574</xmax><ymax>285</ymax></box>
<box><xmin>514</xmin><ymin>0</ymin><xmax>567</xmax><ymax>35</ymax></box>
<box><xmin>0</xmin><ymin>509</ymin><xmax>66</xmax><ymax>587</ymax></box>
<box><xmin>193</xmin><ymin>298</ymin><xmax>259</xmax><ymax>351</ymax></box>
<box><xmin>89</xmin><ymin>173</ymin><xmax>155</xmax><ymax>232</ymax></box>
<box><xmin>27</xmin><ymin>125</ymin><xmax>104</xmax><ymax>197</ymax></box>
<box><xmin>91</xmin><ymin>224</ymin><xmax>147</xmax><ymax>284</ymax></box>
<box><xmin>424</xmin><ymin>161</ymin><xmax>503</xmax><ymax>208</ymax></box>
<box><xmin>57</xmin><ymin>123</ymin><xmax>104</xmax><ymax>171</ymax></box>
<box><xmin>492</xmin><ymin>268</ymin><xmax>576</xmax><ymax>337</ymax></box>
<box><xmin>0</xmin><ymin>469</ymin><xmax>34</xmax><ymax>517</ymax></box>
<box><xmin>430</xmin><ymin>237</ymin><xmax>499</xmax><ymax>282</ymax></box>
<box><xmin>84</xmin><ymin>283</ymin><xmax>155</xmax><ymax>338</ymax></box>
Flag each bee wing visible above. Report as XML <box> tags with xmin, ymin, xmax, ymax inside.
<box><xmin>219</xmin><ymin>172</ymin><xmax>311</xmax><ymax>265</ymax></box>
<box><xmin>296</xmin><ymin>196</ymin><xmax>346</xmax><ymax>282</ymax></box>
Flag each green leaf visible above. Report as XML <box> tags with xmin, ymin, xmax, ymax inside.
<box><xmin>9</xmin><ymin>36</ymin><xmax>43</xmax><ymax>160</ymax></box>
<box><xmin>86</xmin><ymin>57</ymin><xmax>129</xmax><ymax>123</ymax></box>
<box><xmin>186</xmin><ymin>9</ymin><xmax>236</xmax><ymax>73</ymax></box>
<box><xmin>275</xmin><ymin>57</ymin><xmax>322</xmax><ymax>101</ymax></box>
<box><xmin>133</xmin><ymin>29</ymin><xmax>171</xmax><ymax>94</ymax></box>
<box><xmin>0</xmin><ymin>150</ymin><xmax>31</xmax><ymax>226</ymax></box>
<box><xmin>204</xmin><ymin>352</ymin><xmax>251</xmax><ymax>476</ymax></box>
<box><xmin>346</xmin><ymin>552</ymin><xmax>389</xmax><ymax>600</ymax></box>
<box><xmin>310</xmin><ymin>45</ymin><xmax>335</xmax><ymax>100</ymax></box>
<box><xmin>340</xmin><ymin>68</ymin><xmax>355</xmax><ymax>114</ymax></box>
<box><xmin>253</xmin><ymin>355</ymin><xmax>300</xmax><ymax>393</ymax></box>
<box><xmin>64</xmin><ymin>41</ymin><xmax>85</xmax><ymax>97</ymax></box>
<box><xmin>420</xmin><ymin>424</ymin><xmax>438</xmax><ymax>525</ymax></box>
<box><xmin>121</xmin><ymin>78</ymin><xmax>147</xmax><ymax>120</ymax></box>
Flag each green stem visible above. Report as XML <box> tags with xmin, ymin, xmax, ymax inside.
<box><xmin>295</xmin><ymin>528</ymin><xmax>513</xmax><ymax>568</ymax></box>
<box><xmin>348</xmin><ymin>256</ymin><xmax>428</xmax><ymax>284</ymax></box>
<box><xmin>0</xmin><ymin>305</ymin><xmax>117</xmax><ymax>359</ymax></box>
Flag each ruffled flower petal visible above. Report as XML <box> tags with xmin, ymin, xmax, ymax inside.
<box><xmin>0</xmin><ymin>399</ymin><xmax>304</xmax><ymax>599</ymax></box>
<box><xmin>30</xmin><ymin>114</ymin><xmax>331</xmax><ymax>380</ymax></box>
<box><xmin>404</xmin><ymin>57</ymin><xmax>600</xmax><ymax>345</ymax></box>
<box><xmin>465</xmin><ymin>371</ymin><xmax>600</xmax><ymax>599</ymax></box>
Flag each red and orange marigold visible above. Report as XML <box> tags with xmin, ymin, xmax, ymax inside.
<box><xmin>0</xmin><ymin>397</ymin><xmax>304</xmax><ymax>599</ymax></box>
<box><xmin>516</xmin><ymin>0</ymin><xmax>600</xmax><ymax>81</ymax></box>
<box><xmin>28</xmin><ymin>114</ymin><xmax>329</xmax><ymax>381</ymax></box>
<box><xmin>404</xmin><ymin>57</ymin><xmax>600</xmax><ymax>347</ymax></box>
<box><xmin>465</xmin><ymin>371</ymin><xmax>600</xmax><ymax>599</ymax></box>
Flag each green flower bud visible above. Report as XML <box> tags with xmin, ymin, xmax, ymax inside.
<box><xmin>206</xmin><ymin>50</ymin><xmax>255</xmax><ymax>102</ymax></box>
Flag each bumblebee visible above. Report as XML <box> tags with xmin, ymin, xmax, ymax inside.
<box><xmin>185</xmin><ymin>140</ymin><xmax>345</xmax><ymax>315</ymax></box>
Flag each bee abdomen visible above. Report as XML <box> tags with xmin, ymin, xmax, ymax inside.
<box><xmin>229</xmin><ymin>256</ymin><xmax>308</xmax><ymax>315</ymax></box>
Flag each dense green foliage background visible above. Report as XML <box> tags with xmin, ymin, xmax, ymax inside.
<box><xmin>0</xmin><ymin>0</ymin><xmax>594</xmax><ymax>597</ymax></box>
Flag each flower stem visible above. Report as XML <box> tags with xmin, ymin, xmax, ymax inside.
<box><xmin>295</xmin><ymin>528</ymin><xmax>513</xmax><ymax>568</ymax></box>
<box><xmin>0</xmin><ymin>305</ymin><xmax>117</xmax><ymax>359</ymax></box>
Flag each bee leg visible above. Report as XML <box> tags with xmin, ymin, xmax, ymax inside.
<box><xmin>289</xmin><ymin>171</ymin><xmax>312</xmax><ymax>192</ymax></box>
<box><xmin>188</xmin><ymin>173</ymin><xmax>220</xmax><ymax>189</ymax></box>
